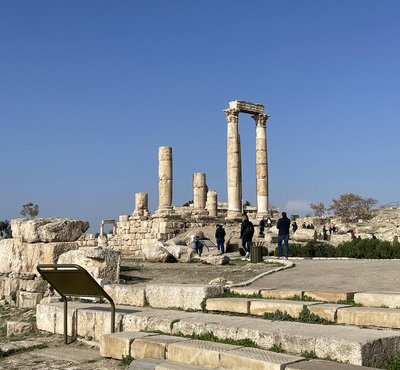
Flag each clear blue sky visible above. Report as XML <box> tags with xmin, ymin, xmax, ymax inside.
<box><xmin>1</xmin><ymin>1</ymin><xmax>399</xmax><ymax>232</ymax></box>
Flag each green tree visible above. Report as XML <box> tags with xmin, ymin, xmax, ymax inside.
<box><xmin>20</xmin><ymin>203</ymin><xmax>39</xmax><ymax>219</ymax></box>
<box><xmin>330</xmin><ymin>193</ymin><xmax>377</xmax><ymax>222</ymax></box>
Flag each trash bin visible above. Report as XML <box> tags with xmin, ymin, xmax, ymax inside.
<box><xmin>250</xmin><ymin>242</ymin><xmax>263</xmax><ymax>263</ymax></box>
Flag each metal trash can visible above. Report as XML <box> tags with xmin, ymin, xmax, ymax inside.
<box><xmin>250</xmin><ymin>242</ymin><xmax>263</xmax><ymax>263</ymax></box>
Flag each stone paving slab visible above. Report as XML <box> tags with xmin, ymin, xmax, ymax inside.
<box><xmin>286</xmin><ymin>359</ymin><xmax>380</xmax><ymax>369</ymax></box>
<box><xmin>219</xmin><ymin>347</ymin><xmax>304</xmax><ymax>370</ymax></box>
<box><xmin>206</xmin><ymin>298</ymin><xmax>250</xmax><ymax>314</ymax></box>
<box><xmin>249</xmin><ymin>299</ymin><xmax>321</xmax><ymax>317</ymax></box>
<box><xmin>155</xmin><ymin>360</ymin><xmax>217</xmax><ymax>370</ymax></box>
<box><xmin>131</xmin><ymin>334</ymin><xmax>190</xmax><ymax>360</ymax></box>
<box><xmin>167</xmin><ymin>339</ymin><xmax>242</xmax><ymax>368</ymax></box>
<box><xmin>304</xmin><ymin>291</ymin><xmax>355</xmax><ymax>303</ymax></box>
<box><xmin>337</xmin><ymin>306</ymin><xmax>400</xmax><ymax>328</ymax></box>
<box><xmin>354</xmin><ymin>291</ymin><xmax>400</xmax><ymax>308</ymax></box>
<box><xmin>0</xmin><ymin>339</ymin><xmax>45</xmax><ymax>357</ymax></box>
<box><xmin>129</xmin><ymin>358</ymin><xmax>164</xmax><ymax>370</ymax></box>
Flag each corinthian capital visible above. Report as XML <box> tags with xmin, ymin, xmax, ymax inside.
<box><xmin>224</xmin><ymin>108</ymin><xmax>239</xmax><ymax>124</ymax></box>
<box><xmin>252</xmin><ymin>113</ymin><xmax>270</xmax><ymax>127</ymax></box>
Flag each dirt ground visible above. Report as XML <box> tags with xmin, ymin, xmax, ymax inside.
<box><xmin>120</xmin><ymin>257</ymin><xmax>280</xmax><ymax>285</ymax></box>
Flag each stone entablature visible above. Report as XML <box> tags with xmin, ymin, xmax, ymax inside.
<box><xmin>229</xmin><ymin>100</ymin><xmax>264</xmax><ymax>114</ymax></box>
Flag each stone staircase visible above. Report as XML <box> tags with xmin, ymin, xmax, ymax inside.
<box><xmin>35</xmin><ymin>283</ymin><xmax>400</xmax><ymax>369</ymax></box>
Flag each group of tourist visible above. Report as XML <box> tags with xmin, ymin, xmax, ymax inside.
<box><xmin>189</xmin><ymin>211</ymin><xmax>297</xmax><ymax>260</ymax></box>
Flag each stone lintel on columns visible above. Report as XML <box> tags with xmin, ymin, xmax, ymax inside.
<box><xmin>229</xmin><ymin>100</ymin><xmax>264</xmax><ymax>115</ymax></box>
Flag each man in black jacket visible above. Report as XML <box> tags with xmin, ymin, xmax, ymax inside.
<box><xmin>215</xmin><ymin>224</ymin><xmax>226</xmax><ymax>254</ymax></box>
<box><xmin>277</xmin><ymin>212</ymin><xmax>290</xmax><ymax>259</ymax></box>
<box><xmin>240</xmin><ymin>214</ymin><xmax>254</xmax><ymax>258</ymax></box>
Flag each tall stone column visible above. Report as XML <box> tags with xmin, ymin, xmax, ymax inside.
<box><xmin>133</xmin><ymin>192</ymin><xmax>149</xmax><ymax>217</ymax></box>
<box><xmin>206</xmin><ymin>190</ymin><xmax>218</xmax><ymax>217</ymax></box>
<box><xmin>158</xmin><ymin>146</ymin><xmax>173</xmax><ymax>210</ymax></box>
<box><xmin>224</xmin><ymin>108</ymin><xmax>242</xmax><ymax>218</ymax></box>
<box><xmin>253</xmin><ymin>113</ymin><xmax>270</xmax><ymax>219</ymax></box>
<box><xmin>193</xmin><ymin>172</ymin><xmax>207</xmax><ymax>213</ymax></box>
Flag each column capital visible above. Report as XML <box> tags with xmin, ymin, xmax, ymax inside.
<box><xmin>252</xmin><ymin>113</ymin><xmax>270</xmax><ymax>127</ymax></box>
<box><xmin>224</xmin><ymin>108</ymin><xmax>239</xmax><ymax>124</ymax></box>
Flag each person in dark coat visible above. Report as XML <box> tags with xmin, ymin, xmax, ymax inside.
<box><xmin>215</xmin><ymin>224</ymin><xmax>226</xmax><ymax>254</ymax></box>
<box><xmin>240</xmin><ymin>214</ymin><xmax>254</xmax><ymax>258</ymax></box>
<box><xmin>292</xmin><ymin>221</ymin><xmax>298</xmax><ymax>233</ymax></box>
<box><xmin>259</xmin><ymin>219</ymin><xmax>265</xmax><ymax>237</ymax></box>
<box><xmin>277</xmin><ymin>212</ymin><xmax>291</xmax><ymax>259</ymax></box>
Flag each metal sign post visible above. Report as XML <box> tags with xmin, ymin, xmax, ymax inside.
<box><xmin>37</xmin><ymin>264</ymin><xmax>115</xmax><ymax>344</ymax></box>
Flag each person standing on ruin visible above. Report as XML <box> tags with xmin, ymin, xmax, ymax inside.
<box><xmin>277</xmin><ymin>212</ymin><xmax>291</xmax><ymax>259</ymax></box>
<box><xmin>259</xmin><ymin>219</ymin><xmax>265</xmax><ymax>237</ymax></box>
<box><xmin>215</xmin><ymin>224</ymin><xmax>226</xmax><ymax>254</ymax></box>
<box><xmin>240</xmin><ymin>214</ymin><xmax>254</xmax><ymax>258</ymax></box>
<box><xmin>292</xmin><ymin>221</ymin><xmax>298</xmax><ymax>233</ymax></box>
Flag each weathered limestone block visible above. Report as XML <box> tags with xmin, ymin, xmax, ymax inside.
<box><xmin>6</xmin><ymin>321</ymin><xmax>34</xmax><ymax>337</ymax></box>
<box><xmin>200</xmin><ymin>254</ymin><xmax>230</xmax><ymax>265</ymax></box>
<box><xmin>206</xmin><ymin>298</ymin><xmax>250</xmax><ymax>314</ymax></box>
<box><xmin>142</xmin><ymin>245</ymin><xmax>175</xmax><ymax>263</ymax></box>
<box><xmin>123</xmin><ymin>310</ymin><xmax>186</xmax><ymax>334</ymax></box>
<box><xmin>220</xmin><ymin>347</ymin><xmax>304</xmax><ymax>370</ymax></box>
<box><xmin>164</xmin><ymin>245</ymin><xmax>194</xmax><ymax>263</ymax></box>
<box><xmin>100</xmin><ymin>331</ymin><xmax>154</xmax><ymax>360</ymax></box>
<box><xmin>17</xmin><ymin>291</ymin><xmax>43</xmax><ymax>308</ymax></box>
<box><xmin>250</xmin><ymin>299</ymin><xmax>321</xmax><ymax>318</ymax></box>
<box><xmin>11</xmin><ymin>218</ymin><xmax>89</xmax><ymax>243</ymax></box>
<box><xmin>304</xmin><ymin>291</ymin><xmax>355</xmax><ymax>303</ymax></box>
<box><xmin>0</xmin><ymin>276</ymin><xmax>21</xmax><ymax>298</ymax></box>
<box><xmin>286</xmin><ymin>359</ymin><xmax>379</xmax><ymax>369</ymax></box>
<box><xmin>131</xmin><ymin>335</ymin><xmax>189</xmax><ymax>360</ymax></box>
<box><xmin>230</xmin><ymin>287</ymin><xmax>262</xmax><ymax>296</ymax></box>
<box><xmin>307</xmin><ymin>304</ymin><xmax>351</xmax><ymax>322</ymax></box>
<box><xmin>167</xmin><ymin>340</ymin><xmax>241</xmax><ymax>368</ymax></box>
<box><xmin>354</xmin><ymin>292</ymin><xmax>400</xmax><ymax>308</ymax></box>
<box><xmin>57</xmin><ymin>247</ymin><xmax>121</xmax><ymax>283</ymax></box>
<box><xmin>0</xmin><ymin>239</ymin><xmax>78</xmax><ymax>274</ymax></box>
<box><xmin>20</xmin><ymin>278</ymin><xmax>48</xmax><ymax>293</ymax></box>
<box><xmin>291</xmin><ymin>229</ymin><xmax>317</xmax><ymax>242</ymax></box>
<box><xmin>260</xmin><ymin>289</ymin><xmax>303</xmax><ymax>299</ymax></box>
<box><xmin>103</xmin><ymin>284</ymin><xmax>146</xmax><ymax>307</ymax></box>
<box><xmin>145</xmin><ymin>284</ymin><xmax>224</xmax><ymax>311</ymax></box>
<box><xmin>337</xmin><ymin>307</ymin><xmax>400</xmax><ymax>329</ymax></box>
<box><xmin>329</xmin><ymin>234</ymin><xmax>352</xmax><ymax>246</ymax></box>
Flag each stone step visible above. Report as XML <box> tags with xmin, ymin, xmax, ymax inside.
<box><xmin>206</xmin><ymin>298</ymin><xmax>322</xmax><ymax>318</ymax></box>
<box><xmin>354</xmin><ymin>291</ymin><xmax>400</xmax><ymax>308</ymax></box>
<box><xmin>337</xmin><ymin>306</ymin><xmax>400</xmax><ymax>329</ymax></box>
<box><xmin>109</xmin><ymin>331</ymin><xmax>377</xmax><ymax>370</ymax></box>
<box><xmin>36</xmin><ymin>301</ymin><xmax>400</xmax><ymax>367</ymax></box>
<box><xmin>231</xmin><ymin>287</ymin><xmax>355</xmax><ymax>303</ymax></box>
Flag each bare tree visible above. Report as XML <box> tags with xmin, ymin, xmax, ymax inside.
<box><xmin>310</xmin><ymin>202</ymin><xmax>326</xmax><ymax>218</ymax></box>
<box><xmin>330</xmin><ymin>193</ymin><xmax>377</xmax><ymax>221</ymax></box>
<box><xmin>20</xmin><ymin>203</ymin><xmax>39</xmax><ymax>219</ymax></box>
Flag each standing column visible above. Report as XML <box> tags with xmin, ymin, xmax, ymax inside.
<box><xmin>133</xmin><ymin>192</ymin><xmax>149</xmax><ymax>217</ymax></box>
<box><xmin>224</xmin><ymin>108</ymin><xmax>242</xmax><ymax>218</ymax></box>
<box><xmin>253</xmin><ymin>113</ymin><xmax>270</xmax><ymax>219</ymax></box>
<box><xmin>193</xmin><ymin>172</ymin><xmax>207</xmax><ymax>213</ymax></box>
<box><xmin>206</xmin><ymin>190</ymin><xmax>218</xmax><ymax>217</ymax></box>
<box><xmin>158</xmin><ymin>146</ymin><xmax>173</xmax><ymax>210</ymax></box>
